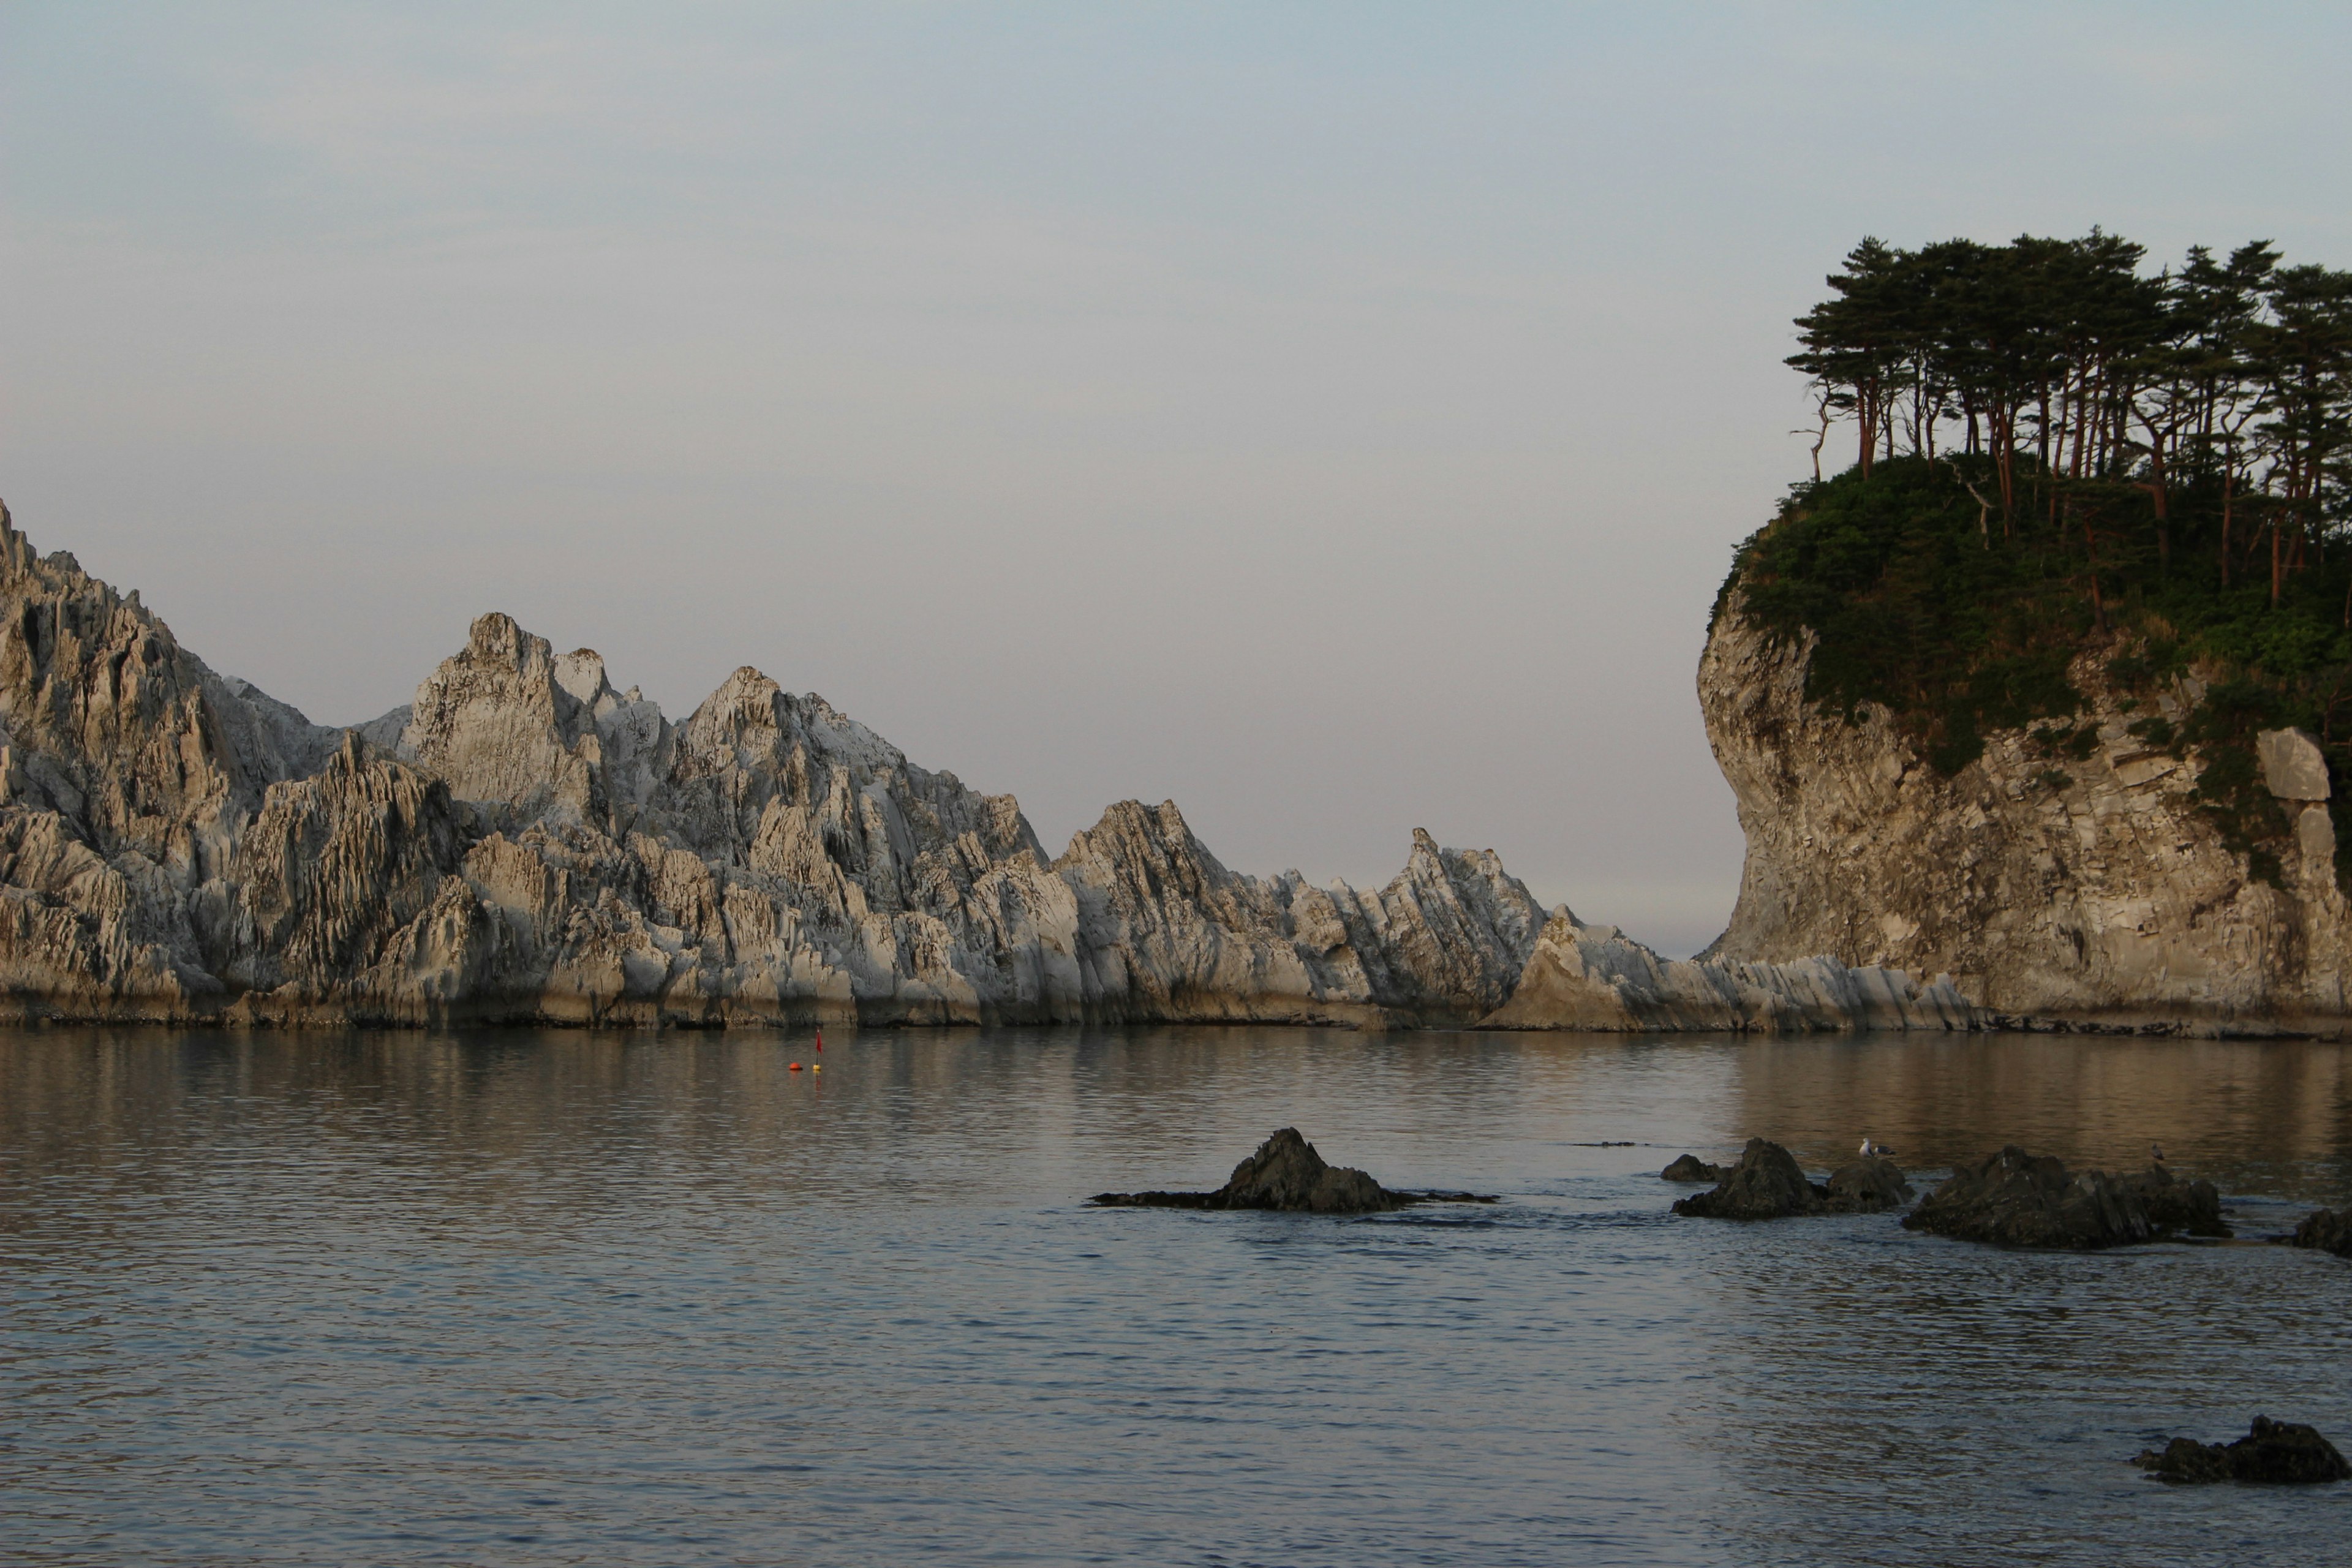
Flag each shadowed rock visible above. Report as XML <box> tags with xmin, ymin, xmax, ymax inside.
<box><xmin>1661</xmin><ymin>1154</ymin><xmax>1724</xmax><ymax>1183</ymax></box>
<box><xmin>1672</xmin><ymin>1139</ymin><xmax>1823</xmax><ymax>1219</ymax></box>
<box><xmin>1823</xmin><ymin>1155</ymin><xmax>1915</xmax><ymax>1212</ymax></box>
<box><xmin>2288</xmin><ymin>1207</ymin><xmax>2352</xmax><ymax>1256</ymax></box>
<box><xmin>2127</xmin><ymin>1164</ymin><xmax>2231</xmax><ymax>1238</ymax></box>
<box><xmin>1904</xmin><ymin>1146</ymin><xmax>2154</xmax><ymax>1249</ymax></box>
<box><xmin>1672</xmin><ymin>1139</ymin><xmax>1917</xmax><ymax>1219</ymax></box>
<box><xmin>2135</xmin><ymin>1417</ymin><xmax>2351</xmax><ymax>1485</ymax></box>
<box><xmin>1090</xmin><ymin>1128</ymin><xmax>1494</xmax><ymax>1214</ymax></box>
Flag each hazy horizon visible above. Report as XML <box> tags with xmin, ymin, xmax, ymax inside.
<box><xmin>7</xmin><ymin>2</ymin><xmax>2351</xmax><ymax>955</ymax></box>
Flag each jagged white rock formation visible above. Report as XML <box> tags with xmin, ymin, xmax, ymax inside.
<box><xmin>1479</xmin><ymin>912</ymin><xmax>1975</xmax><ymax>1031</ymax></box>
<box><xmin>1694</xmin><ymin>592</ymin><xmax>2352</xmax><ymax>1035</ymax></box>
<box><xmin>0</xmin><ymin>500</ymin><xmax>1559</xmax><ymax>1028</ymax></box>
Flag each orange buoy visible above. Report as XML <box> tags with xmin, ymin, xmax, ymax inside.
<box><xmin>788</xmin><ymin>1061</ymin><xmax>803</xmax><ymax>1071</ymax></box>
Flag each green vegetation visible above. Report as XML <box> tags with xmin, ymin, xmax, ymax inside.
<box><xmin>1726</xmin><ymin>230</ymin><xmax>2352</xmax><ymax>888</ymax></box>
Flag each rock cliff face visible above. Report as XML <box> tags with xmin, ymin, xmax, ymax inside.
<box><xmin>0</xmin><ymin>502</ymin><xmax>1555</xmax><ymax>1028</ymax></box>
<box><xmin>1696</xmin><ymin>596</ymin><xmax>2352</xmax><ymax>1033</ymax></box>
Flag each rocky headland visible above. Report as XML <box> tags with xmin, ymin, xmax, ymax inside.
<box><xmin>0</xmin><ymin>499</ymin><xmax>1991</xmax><ymax>1031</ymax></box>
<box><xmin>1697</xmin><ymin>600</ymin><xmax>2352</xmax><ymax>1035</ymax></box>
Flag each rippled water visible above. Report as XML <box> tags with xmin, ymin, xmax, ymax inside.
<box><xmin>5</xmin><ymin>1027</ymin><xmax>2352</xmax><ymax>1566</ymax></box>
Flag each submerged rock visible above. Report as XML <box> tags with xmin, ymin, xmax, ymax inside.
<box><xmin>2125</xmin><ymin>1164</ymin><xmax>2232</xmax><ymax>1238</ymax></box>
<box><xmin>1090</xmin><ymin>1128</ymin><xmax>1493</xmax><ymax>1215</ymax></box>
<box><xmin>2288</xmin><ymin>1207</ymin><xmax>2352</xmax><ymax>1257</ymax></box>
<box><xmin>1661</xmin><ymin>1153</ymin><xmax>1724</xmax><ymax>1183</ymax></box>
<box><xmin>2134</xmin><ymin>1417</ymin><xmax>2351</xmax><ymax>1485</ymax></box>
<box><xmin>1903</xmin><ymin>1147</ymin><xmax>2154</xmax><ymax>1249</ymax></box>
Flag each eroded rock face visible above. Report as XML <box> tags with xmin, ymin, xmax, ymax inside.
<box><xmin>1698</xmin><ymin>598</ymin><xmax>2352</xmax><ymax>1032</ymax></box>
<box><xmin>0</xmin><ymin>500</ymin><xmax>1552</xmax><ymax>1028</ymax></box>
<box><xmin>1903</xmin><ymin>1147</ymin><xmax>2155</xmax><ymax>1250</ymax></box>
<box><xmin>2135</xmin><ymin>1417</ymin><xmax>2352</xmax><ymax>1485</ymax></box>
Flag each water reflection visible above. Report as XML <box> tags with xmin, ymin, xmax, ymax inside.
<box><xmin>4</xmin><ymin>1026</ymin><xmax>2351</xmax><ymax>1567</ymax></box>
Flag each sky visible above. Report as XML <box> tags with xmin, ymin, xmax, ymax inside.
<box><xmin>5</xmin><ymin>3</ymin><xmax>2352</xmax><ymax>956</ymax></box>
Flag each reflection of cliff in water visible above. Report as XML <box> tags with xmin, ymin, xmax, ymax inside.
<box><xmin>1719</xmin><ymin>1035</ymin><xmax>2352</xmax><ymax>1200</ymax></box>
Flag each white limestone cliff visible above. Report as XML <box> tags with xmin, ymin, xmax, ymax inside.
<box><xmin>0</xmin><ymin>499</ymin><xmax>1561</xmax><ymax>1028</ymax></box>
<box><xmin>1688</xmin><ymin>592</ymin><xmax>2352</xmax><ymax>1035</ymax></box>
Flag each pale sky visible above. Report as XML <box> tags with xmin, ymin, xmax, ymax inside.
<box><xmin>6</xmin><ymin>3</ymin><xmax>2351</xmax><ymax>954</ymax></box>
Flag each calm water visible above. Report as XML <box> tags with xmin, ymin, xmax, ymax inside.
<box><xmin>5</xmin><ymin>1027</ymin><xmax>2352</xmax><ymax>1567</ymax></box>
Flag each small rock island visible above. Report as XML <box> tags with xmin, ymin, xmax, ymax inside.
<box><xmin>1091</xmin><ymin>1129</ymin><xmax>1494</xmax><ymax>1214</ymax></box>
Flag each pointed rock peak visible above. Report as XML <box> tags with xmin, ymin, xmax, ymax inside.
<box><xmin>554</xmin><ymin>649</ymin><xmax>611</xmax><ymax>708</ymax></box>
<box><xmin>469</xmin><ymin>611</ymin><xmax>520</xmax><ymax>652</ymax></box>
<box><xmin>700</xmin><ymin>665</ymin><xmax>783</xmax><ymax>716</ymax></box>
<box><xmin>453</xmin><ymin>612</ymin><xmax>555</xmax><ymax>676</ymax></box>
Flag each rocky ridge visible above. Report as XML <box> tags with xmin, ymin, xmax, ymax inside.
<box><xmin>0</xmin><ymin>502</ymin><xmax>1581</xmax><ymax>1028</ymax></box>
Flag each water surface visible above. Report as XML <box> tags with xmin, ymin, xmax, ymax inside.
<box><xmin>4</xmin><ymin>1027</ymin><xmax>2351</xmax><ymax>1566</ymax></box>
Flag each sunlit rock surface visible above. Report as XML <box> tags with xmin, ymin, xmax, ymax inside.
<box><xmin>0</xmin><ymin>500</ymin><xmax>1567</xmax><ymax>1027</ymax></box>
<box><xmin>1695</xmin><ymin>592</ymin><xmax>2352</xmax><ymax>1035</ymax></box>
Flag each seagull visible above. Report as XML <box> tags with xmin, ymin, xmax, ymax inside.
<box><xmin>2151</xmin><ymin>1142</ymin><xmax>2166</xmax><ymax>1164</ymax></box>
<box><xmin>1860</xmin><ymin>1137</ymin><xmax>1894</xmax><ymax>1159</ymax></box>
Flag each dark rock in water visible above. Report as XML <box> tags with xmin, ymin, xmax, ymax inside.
<box><xmin>2288</xmin><ymin>1207</ymin><xmax>2352</xmax><ymax>1257</ymax></box>
<box><xmin>1823</xmin><ymin>1155</ymin><xmax>1915</xmax><ymax>1212</ymax></box>
<box><xmin>1672</xmin><ymin>1138</ymin><xmax>1824</xmax><ymax>1219</ymax></box>
<box><xmin>2134</xmin><ymin>1417</ymin><xmax>2352</xmax><ymax>1485</ymax></box>
<box><xmin>1661</xmin><ymin>1154</ymin><xmax>1724</xmax><ymax>1183</ymax></box>
<box><xmin>1091</xmin><ymin>1128</ymin><xmax>1493</xmax><ymax>1215</ymax></box>
<box><xmin>2125</xmin><ymin>1164</ymin><xmax>2231</xmax><ymax>1238</ymax></box>
<box><xmin>1903</xmin><ymin>1145</ymin><xmax>2154</xmax><ymax>1249</ymax></box>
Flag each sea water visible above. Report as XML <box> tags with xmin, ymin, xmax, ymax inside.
<box><xmin>4</xmin><ymin>1027</ymin><xmax>2350</xmax><ymax>1566</ymax></box>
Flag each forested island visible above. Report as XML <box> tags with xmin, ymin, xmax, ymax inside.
<box><xmin>1741</xmin><ymin>232</ymin><xmax>2352</xmax><ymax>888</ymax></box>
<box><xmin>1692</xmin><ymin>229</ymin><xmax>2352</xmax><ymax>1030</ymax></box>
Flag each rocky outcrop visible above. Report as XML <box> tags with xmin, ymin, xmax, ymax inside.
<box><xmin>1700</xmin><ymin>595</ymin><xmax>2352</xmax><ymax>1033</ymax></box>
<box><xmin>2288</xmin><ymin>1208</ymin><xmax>2352</xmax><ymax>1256</ymax></box>
<box><xmin>2125</xmin><ymin>1164</ymin><xmax>2231</xmax><ymax>1238</ymax></box>
<box><xmin>2135</xmin><ymin>1418</ymin><xmax>2352</xmax><ymax>1485</ymax></box>
<box><xmin>1903</xmin><ymin>1147</ymin><xmax>2157</xmax><ymax>1249</ymax></box>
<box><xmin>0</xmin><ymin>499</ymin><xmax>1561</xmax><ymax>1028</ymax></box>
<box><xmin>1671</xmin><ymin>1137</ymin><xmax>1915</xmax><ymax>1218</ymax></box>
<box><xmin>1823</xmin><ymin>1155</ymin><xmax>1915</xmax><ymax>1212</ymax></box>
<box><xmin>1480</xmin><ymin>911</ymin><xmax>1976</xmax><ymax>1031</ymax></box>
<box><xmin>1090</xmin><ymin>1127</ymin><xmax>1491</xmax><ymax>1213</ymax></box>
<box><xmin>1672</xmin><ymin>1138</ymin><xmax>1826</xmax><ymax>1218</ymax></box>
